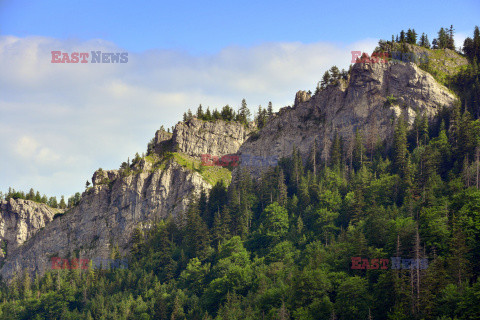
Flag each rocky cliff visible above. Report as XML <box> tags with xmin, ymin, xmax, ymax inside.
<box><xmin>237</xmin><ymin>60</ymin><xmax>458</xmax><ymax>169</ymax></box>
<box><xmin>0</xmin><ymin>120</ymin><xmax>249</xmax><ymax>280</ymax></box>
<box><xmin>0</xmin><ymin>57</ymin><xmax>460</xmax><ymax>281</ymax></box>
<box><xmin>157</xmin><ymin>118</ymin><xmax>251</xmax><ymax>157</ymax></box>
<box><xmin>0</xmin><ymin>199</ymin><xmax>63</xmax><ymax>258</ymax></box>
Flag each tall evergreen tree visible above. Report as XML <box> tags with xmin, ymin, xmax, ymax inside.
<box><xmin>267</xmin><ymin>101</ymin><xmax>273</xmax><ymax>117</ymax></box>
<box><xmin>393</xmin><ymin>118</ymin><xmax>408</xmax><ymax>178</ymax></box>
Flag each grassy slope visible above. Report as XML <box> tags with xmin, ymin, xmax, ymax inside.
<box><xmin>376</xmin><ymin>42</ymin><xmax>469</xmax><ymax>87</ymax></box>
<box><xmin>144</xmin><ymin>152</ymin><xmax>232</xmax><ymax>187</ymax></box>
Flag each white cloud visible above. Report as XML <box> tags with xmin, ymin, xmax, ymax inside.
<box><xmin>0</xmin><ymin>35</ymin><xmax>379</xmax><ymax>197</ymax></box>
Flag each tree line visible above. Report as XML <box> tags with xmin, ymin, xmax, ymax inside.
<box><xmin>1</xmin><ymin>188</ymin><xmax>82</xmax><ymax>210</ymax></box>
<box><xmin>183</xmin><ymin>99</ymin><xmax>275</xmax><ymax>130</ymax></box>
<box><xmin>1</xmin><ymin>26</ymin><xmax>480</xmax><ymax>320</ymax></box>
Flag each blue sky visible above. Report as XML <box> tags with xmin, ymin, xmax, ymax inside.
<box><xmin>2</xmin><ymin>0</ymin><xmax>479</xmax><ymax>53</ymax></box>
<box><xmin>0</xmin><ymin>0</ymin><xmax>479</xmax><ymax>198</ymax></box>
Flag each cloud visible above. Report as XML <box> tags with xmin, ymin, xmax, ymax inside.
<box><xmin>0</xmin><ymin>35</ymin><xmax>378</xmax><ymax>197</ymax></box>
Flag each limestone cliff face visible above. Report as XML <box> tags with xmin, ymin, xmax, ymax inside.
<box><xmin>238</xmin><ymin>61</ymin><xmax>458</xmax><ymax>168</ymax></box>
<box><xmin>0</xmin><ymin>199</ymin><xmax>62</xmax><ymax>258</ymax></box>
<box><xmin>0</xmin><ymin>120</ymin><xmax>248</xmax><ymax>280</ymax></box>
<box><xmin>0</xmin><ymin>59</ymin><xmax>460</xmax><ymax>281</ymax></box>
<box><xmin>171</xmin><ymin>119</ymin><xmax>251</xmax><ymax>157</ymax></box>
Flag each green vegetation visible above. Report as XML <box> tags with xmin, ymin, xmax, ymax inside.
<box><xmin>171</xmin><ymin>152</ymin><xmax>232</xmax><ymax>186</ymax></box>
<box><xmin>384</xmin><ymin>94</ymin><xmax>398</xmax><ymax>107</ymax></box>
<box><xmin>183</xmin><ymin>99</ymin><xmax>252</xmax><ymax>128</ymax></box>
<box><xmin>316</xmin><ymin>65</ymin><xmax>349</xmax><ymax>93</ymax></box>
<box><xmin>0</xmin><ymin>188</ymin><xmax>80</xmax><ymax>210</ymax></box>
<box><xmin>121</xmin><ymin>151</ymin><xmax>232</xmax><ymax>187</ymax></box>
<box><xmin>377</xmin><ymin>26</ymin><xmax>480</xmax><ymax>117</ymax></box>
<box><xmin>1</xmin><ymin>26</ymin><xmax>480</xmax><ymax>320</ymax></box>
<box><xmin>3</xmin><ymin>98</ymin><xmax>480</xmax><ymax>318</ymax></box>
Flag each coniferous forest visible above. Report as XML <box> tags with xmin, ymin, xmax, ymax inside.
<box><xmin>1</xmin><ymin>26</ymin><xmax>480</xmax><ymax>320</ymax></box>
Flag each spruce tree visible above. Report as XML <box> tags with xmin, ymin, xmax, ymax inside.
<box><xmin>393</xmin><ymin>118</ymin><xmax>408</xmax><ymax>178</ymax></box>
<box><xmin>267</xmin><ymin>101</ymin><xmax>273</xmax><ymax>117</ymax></box>
<box><xmin>321</xmin><ymin>71</ymin><xmax>331</xmax><ymax>89</ymax></box>
<box><xmin>196</xmin><ymin>104</ymin><xmax>204</xmax><ymax>119</ymax></box>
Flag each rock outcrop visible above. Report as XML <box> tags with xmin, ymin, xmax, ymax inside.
<box><xmin>0</xmin><ymin>56</ymin><xmax>461</xmax><ymax>281</ymax></box>
<box><xmin>171</xmin><ymin>119</ymin><xmax>251</xmax><ymax>157</ymax></box>
<box><xmin>0</xmin><ymin>119</ymin><xmax>248</xmax><ymax>280</ymax></box>
<box><xmin>238</xmin><ymin>60</ymin><xmax>458</xmax><ymax>168</ymax></box>
<box><xmin>0</xmin><ymin>199</ymin><xmax>62</xmax><ymax>258</ymax></box>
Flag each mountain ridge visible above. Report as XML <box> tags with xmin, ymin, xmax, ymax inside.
<box><xmin>0</xmin><ymin>48</ymin><xmax>462</xmax><ymax>281</ymax></box>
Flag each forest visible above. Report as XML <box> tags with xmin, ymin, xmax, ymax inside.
<box><xmin>0</xmin><ymin>26</ymin><xmax>480</xmax><ymax>319</ymax></box>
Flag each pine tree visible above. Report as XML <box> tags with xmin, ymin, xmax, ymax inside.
<box><xmin>267</xmin><ymin>101</ymin><xmax>273</xmax><ymax>117</ymax></box>
<box><xmin>220</xmin><ymin>105</ymin><xmax>235</xmax><ymax>121</ymax></box>
<box><xmin>198</xmin><ymin>189</ymin><xmax>208</xmax><ymax>221</ymax></box>
<box><xmin>256</xmin><ymin>105</ymin><xmax>267</xmax><ymax>129</ymax></box>
<box><xmin>185</xmin><ymin>205</ymin><xmax>210</xmax><ymax>260</ymax></box>
<box><xmin>330</xmin><ymin>66</ymin><xmax>340</xmax><ymax>85</ymax></box>
<box><xmin>393</xmin><ymin>118</ymin><xmax>408</xmax><ymax>178</ymax></box>
<box><xmin>448</xmin><ymin>226</ymin><xmax>470</xmax><ymax>285</ymax></box>
<box><xmin>21</xmin><ymin>272</ymin><xmax>31</xmax><ymax>299</ymax></box>
<box><xmin>330</xmin><ymin>131</ymin><xmax>342</xmax><ymax>170</ymax></box>
<box><xmin>237</xmin><ymin>98</ymin><xmax>251</xmax><ymax>125</ymax></box>
<box><xmin>447</xmin><ymin>25</ymin><xmax>455</xmax><ymax>50</ymax></box>
<box><xmin>419</xmin><ymin>33</ymin><xmax>431</xmax><ymax>48</ymax></box>
<box><xmin>59</xmin><ymin>196</ymin><xmax>66</xmax><ymax>209</ymax></box>
<box><xmin>406</xmin><ymin>29</ymin><xmax>417</xmax><ymax>44</ymax></box>
<box><xmin>202</xmin><ymin>107</ymin><xmax>210</xmax><ymax>121</ymax></box>
<box><xmin>27</xmin><ymin>188</ymin><xmax>35</xmax><ymax>200</ymax></box>
<box><xmin>474</xmin><ymin>26</ymin><xmax>480</xmax><ymax>61</ymax></box>
<box><xmin>170</xmin><ymin>294</ymin><xmax>185</xmax><ymax>320</ymax></box>
<box><xmin>420</xmin><ymin>115</ymin><xmax>429</xmax><ymax>145</ymax></box>
<box><xmin>277</xmin><ymin>168</ymin><xmax>288</xmax><ymax>207</ymax></box>
<box><xmin>424</xmin><ymin>34</ymin><xmax>431</xmax><ymax>48</ymax></box>
<box><xmin>196</xmin><ymin>104</ymin><xmax>204</xmax><ymax>119</ymax></box>
<box><xmin>321</xmin><ymin>71</ymin><xmax>331</xmax><ymax>89</ymax></box>
<box><xmin>352</xmin><ymin>129</ymin><xmax>364</xmax><ymax>171</ymax></box>
<box><xmin>437</xmin><ymin>27</ymin><xmax>448</xmax><ymax>49</ymax></box>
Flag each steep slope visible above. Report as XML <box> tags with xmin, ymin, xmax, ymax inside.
<box><xmin>172</xmin><ymin>119</ymin><xmax>251</xmax><ymax>157</ymax></box>
<box><xmin>0</xmin><ymin>120</ymin><xmax>250</xmax><ymax>280</ymax></box>
<box><xmin>0</xmin><ymin>199</ymin><xmax>63</xmax><ymax>258</ymax></box>
<box><xmin>238</xmin><ymin>60</ymin><xmax>458</xmax><ymax>171</ymax></box>
<box><xmin>0</xmin><ymin>58</ymin><xmax>459</xmax><ymax>281</ymax></box>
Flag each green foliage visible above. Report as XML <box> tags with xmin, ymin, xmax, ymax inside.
<box><xmin>1</xmin><ymin>188</ymin><xmax>74</xmax><ymax>210</ymax></box>
<box><xmin>384</xmin><ymin>94</ymin><xmax>397</xmax><ymax>107</ymax></box>
<box><xmin>4</xmin><ymin>25</ymin><xmax>480</xmax><ymax>320</ymax></box>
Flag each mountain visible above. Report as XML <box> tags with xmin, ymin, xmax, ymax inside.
<box><xmin>0</xmin><ymin>49</ymin><xmax>462</xmax><ymax>281</ymax></box>
<box><xmin>0</xmin><ymin>120</ymin><xmax>250</xmax><ymax>280</ymax></box>
<box><xmin>237</xmin><ymin>57</ymin><xmax>458</xmax><ymax>173</ymax></box>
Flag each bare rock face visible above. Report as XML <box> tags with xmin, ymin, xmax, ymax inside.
<box><xmin>92</xmin><ymin>169</ymin><xmax>120</xmax><ymax>186</ymax></box>
<box><xmin>0</xmin><ymin>199</ymin><xmax>62</xmax><ymax>258</ymax></box>
<box><xmin>0</xmin><ymin>119</ymin><xmax>247</xmax><ymax>280</ymax></box>
<box><xmin>238</xmin><ymin>61</ymin><xmax>458</xmax><ymax>168</ymax></box>
<box><xmin>172</xmin><ymin>119</ymin><xmax>251</xmax><ymax>157</ymax></box>
<box><xmin>0</xmin><ymin>159</ymin><xmax>212</xmax><ymax>280</ymax></box>
<box><xmin>0</xmin><ymin>57</ymin><xmax>461</xmax><ymax>281</ymax></box>
<box><xmin>295</xmin><ymin>90</ymin><xmax>312</xmax><ymax>106</ymax></box>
